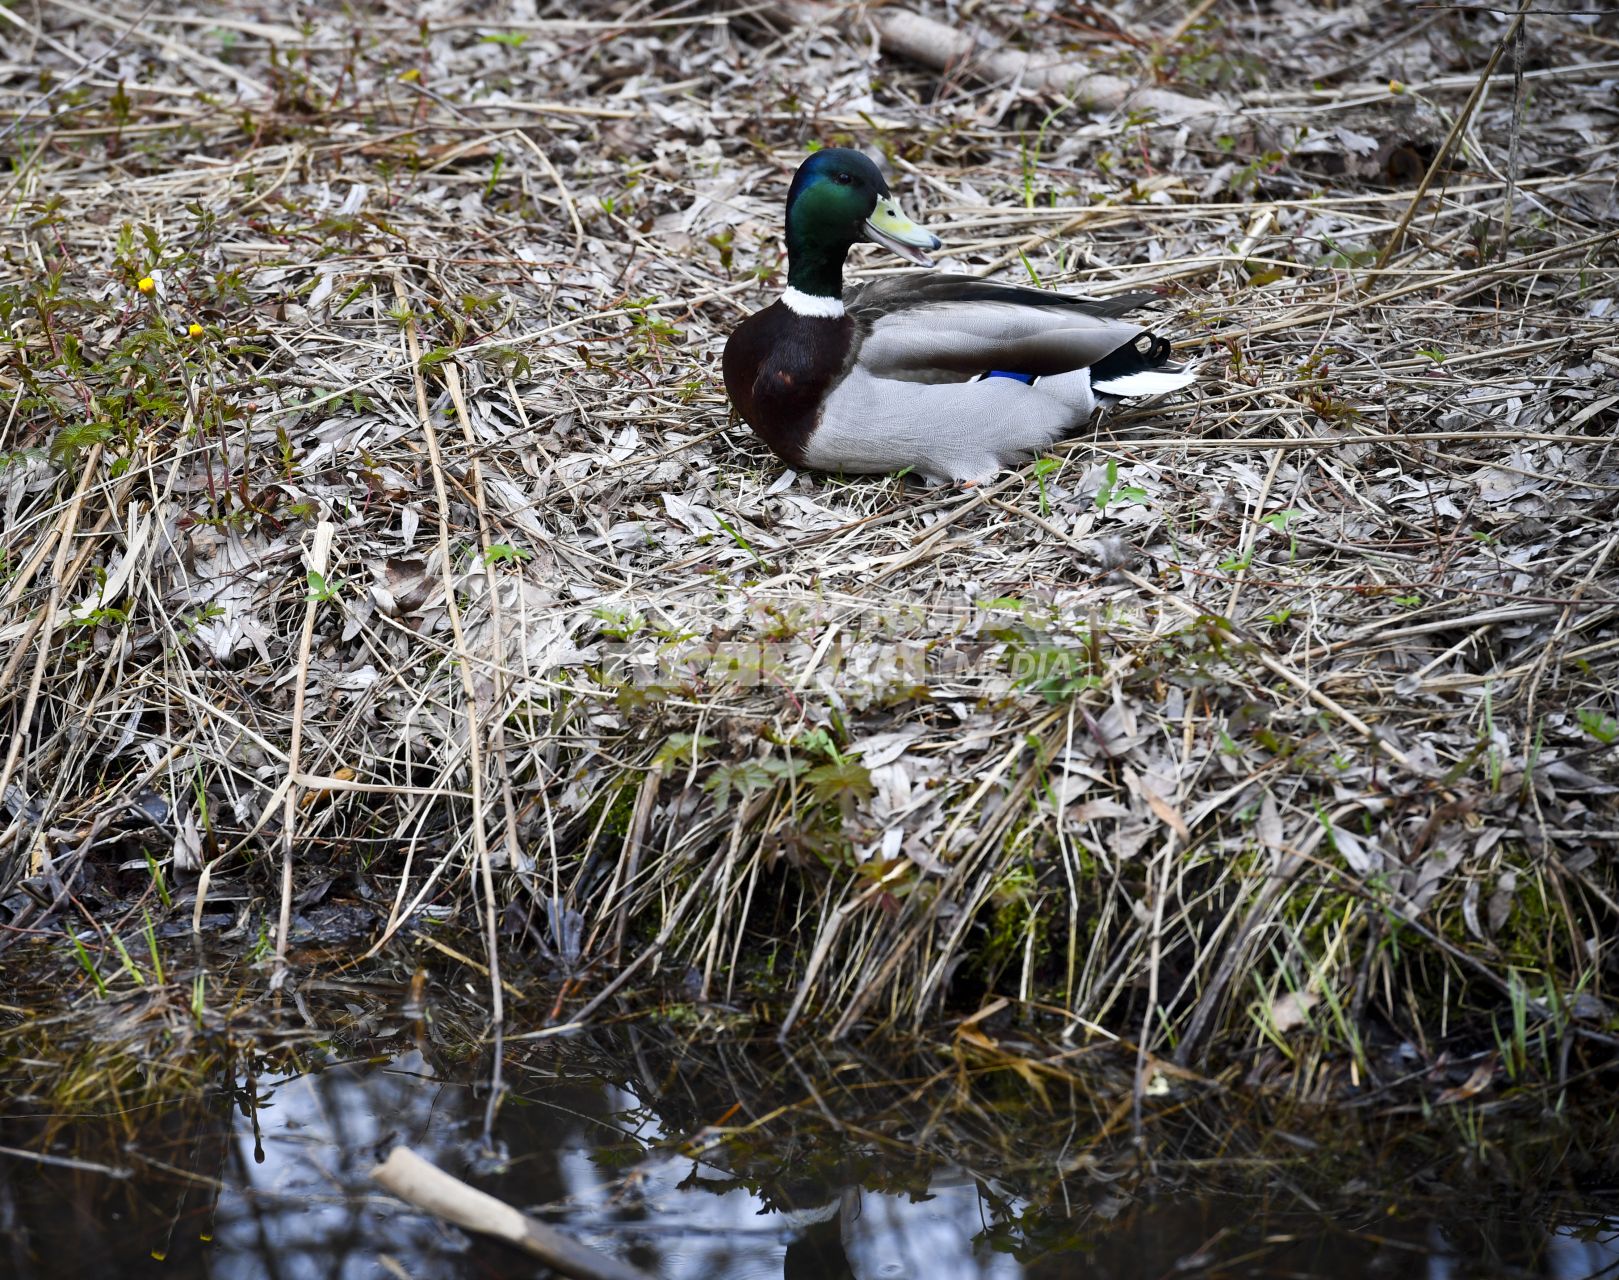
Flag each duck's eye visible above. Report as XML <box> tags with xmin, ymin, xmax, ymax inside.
<box><xmin>834</xmin><ymin>172</ymin><xmax>853</xmax><ymax>185</ymax></box>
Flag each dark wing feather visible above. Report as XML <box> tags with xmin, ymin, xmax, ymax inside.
<box><xmin>847</xmin><ymin>273</ymin><xmax>1158</xmax><ymax>323</ymax></box>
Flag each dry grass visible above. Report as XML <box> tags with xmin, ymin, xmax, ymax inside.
<box><xmin>1</xmin><ymin>1</ymin><xmax>1616</xmax><ymax>1077</ymax></box>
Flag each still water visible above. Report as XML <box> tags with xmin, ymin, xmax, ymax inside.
<box><xmin>2</xmin><ymin>986</ymin><xmax>1616</xmax><ymax>1279</ymax></box>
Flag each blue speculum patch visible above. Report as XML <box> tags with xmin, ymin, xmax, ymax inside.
<box><xmin>982</xmin><ymin>370</ymin><xmax>1037</xmax><ymax>384</ymax></box>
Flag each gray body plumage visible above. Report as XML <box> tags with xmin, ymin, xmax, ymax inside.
<box><xmin>806</xmin><ymin>367</ymin><xmax>1101</xmax><ymax>482</ymax></box>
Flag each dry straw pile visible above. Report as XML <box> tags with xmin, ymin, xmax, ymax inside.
<box><xmin>2</xmin><ymin>1</ymin><xmax>1615</xmax><ymax>1073</ymax></box>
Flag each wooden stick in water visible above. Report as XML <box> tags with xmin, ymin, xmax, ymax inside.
<box><xmin>372</xmin><ymin>1147</ymin><xmax>653</xmax><ymax>1280</ymax></box>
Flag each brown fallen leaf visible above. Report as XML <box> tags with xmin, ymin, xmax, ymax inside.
<box><xmin>1434</xmin><ymin>1059</ymin><xmax>1498</xmax><ymax>1106</ymax></box>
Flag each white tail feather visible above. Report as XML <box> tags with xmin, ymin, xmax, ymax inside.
<box><xmin>1092</xmin><ymin>362</ymin><xmax>1198</xmax><ymax>398</ymax></box>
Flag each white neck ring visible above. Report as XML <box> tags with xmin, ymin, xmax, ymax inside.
<box><xmin>781</xmin><ymin>287</ymin><xmax>844</xmax><ymax>318</ymax></box>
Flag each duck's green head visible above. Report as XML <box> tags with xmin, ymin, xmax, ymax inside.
<box><xmin>783</xmin><ymin>147</ymin><xmax>941</xmax><ymax>299</ymax></box>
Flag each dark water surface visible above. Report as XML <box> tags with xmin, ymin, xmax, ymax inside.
<box><xmin>2</xmin><ymin>976</ymin><xmax>1616</xmax><ymax>1280</ymax></box>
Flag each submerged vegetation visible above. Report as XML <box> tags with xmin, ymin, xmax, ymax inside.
<box><xmin>0</xmin><ymin>0</ymin><xmax>1616</xmax><ymax>1110</ymax></box>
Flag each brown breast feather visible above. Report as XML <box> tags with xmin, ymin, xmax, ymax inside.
<box><xmin>722</xmin><ymin>302</ymin><xmax>856</xmax><ymax>468</ymax></box>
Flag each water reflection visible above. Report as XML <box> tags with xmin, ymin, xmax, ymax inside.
<box><xmin>209</xmin><ymin>1049</ymin><xmax>462</xmax><ymax>1280</ymax></box>
<box><xmin>2</xmin><ymin>1024</ymin><xmax>1616</xmax><ymax>1280</ymax></box>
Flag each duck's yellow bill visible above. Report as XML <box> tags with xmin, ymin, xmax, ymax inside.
<box><xmin>864</xmin><ymin>200</ymin><xmax>942</xmax><ymax>267</ymax></box>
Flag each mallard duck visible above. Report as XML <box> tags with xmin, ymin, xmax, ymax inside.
<box><xmin>722</xmin><ymin>148</ymin><xmax>1196</xmax><ymax>484</ymax></box>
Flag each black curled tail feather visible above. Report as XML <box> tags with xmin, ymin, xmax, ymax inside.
<box><xmin>1089</xmin><ymin>331</ymin><xmax>1173</xmax><ymax>384</ymax></box>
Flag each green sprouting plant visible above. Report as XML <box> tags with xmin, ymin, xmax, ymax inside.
<box><xmin>1575</xmin><ymin>708</ymin><xmax>1618</xmax><ymax>745</ymax></box>
<box><xmin>1225</xmin><ymin>148</ymin><xmax>1287</xmax><ymax>197</ymax></box>
<box><xmin>109</xmin><ymin>931</ymin><xmax>144</xmax><ymax>986</ymax></box>
<box><xmin>624</xmin><ymin>297</ymin><xmax>678</xmax><ymax>365</ymax></box>
<box><xmin>703</xmin><ymin>756</ymin><xmax>799</xmax><ymax>813</ymax></box>
<box><xmin>1093</xmin><ymin>459</ymin><xmax>1145</xmax><ymax>512</ymax></box>
<box><xmin>706</xmin><ymin>228</ymin><xmax>735</xmax><ymax>273</ymax></box>
<box><xmin>65</xmin><ymin>600</ymin><xmax>131</xmax><ymax>656</ymax></box>
<box><xmin>714</xmin><ymin>515</ymin><xmax>767</xmax><ymax>570</ymax></box>
<box><xmin>804</xmin><ymin>759</ymin><xmax>874</xmax><ymax>808</ymax></box>
<box><xmin>332</xmin><ymin>279</ymin><xmax>371</xmax><ymax>317</ymax></box>
<box><xmin>1020</xmin><ymin>98</ymin><xmax>1072</xmax><ymax>208</ymax></box>
<box><xmin>482</xmin><ymin>542</ymin><xmax>532</xmax><ymax>566</ymax></box>
<box><xmin>593</xmin><ymin>606</ymin><xmax>644</xmax><ymax>640</ymax></box>
<box><xmin>1312</xmin><ymin>961</ymin><xmax>1367</xmax><ymax>1073</ymax></box>
<box><xmin>306</xmin><ymin>570</ymin><xmax>340</xmax><ymax>603</ymax></box>
<box><xmin>192</xmin><ymin>765</ymin><xmax>217</xmax><ymax>854</ymax></box>
<box><xmin>69</xmin><ymin>935</ymin><xmax>108</xmax><ymax>997</ymax></box>
<box><xmin>1030</xmin><ymin>457</ymin><xmax>1060</xmax><ymax>515</ymax></box>
<box><xmin>793</xmin><ymin>727</ymin><xmax>842</xmax><ymax>761</ymax></box>
<box><xmin>176</xmin><ymin>603</ymin><xmax>226</xmax><ymax>645</ymax></box>
<box><xmin>982</xmin><ymin>863</ymin><xmax>1042</xmax><ymax>982</ymax></box>
<box><xmin>1304</xmin><ymin>377</ymin><xmax>1361</xmax><ymax>424</ymax></box>
<box><xmin>1482</xmin><ymin>682</ymin><xmax>1502</xmax><ymax>792</ymax></box>
<box><xmin>486</xmin><ymin>345</ymin><xmax>531</xmax><ymax>378</ymax></box>
<box><xmin>996</xmin><ymin>623</ymin><xmax>1100</xmax><ymax>704</ymax></box>
<box><xmin>143</xmin><ymin>911</ymin><xmax>165</xmax><ymax>986</ymax></box>
<box><xmin>144</xmin><ymin>851</ymin><xmax>171</xmax><ymax>908</ymax></box>
<box><xmin>70</xmin><ymin>604</ymin><xmax>131</xmax><ymax>632</ymax></box>
<box><xmin>1260</xmin><ymin>508</ymin><xmax>1305</xmax><ymax>561</ymax></box>
<box><xmin>246</xmin><ymin>921</ymin><xmax>274</xmax><ymax>966</ymax></box>
<box><xmin>654</xmin><ymin>733</ymin><xmax>716</xmax><ymax>772</ymax></box>
<box><xmin>51</xmin><ymin>420</ymin><xmax>119</xmax><ymax>466</ymax></box>
<box><xmin>1496</xmin><ymin>968</ymin><xmax>1535</xmax><ymax>1081</ymax></box>
<box><xmin>1520</xmin><ymin>718</ymin><xmax>1546</xmax><ymax>800</ymax></box>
